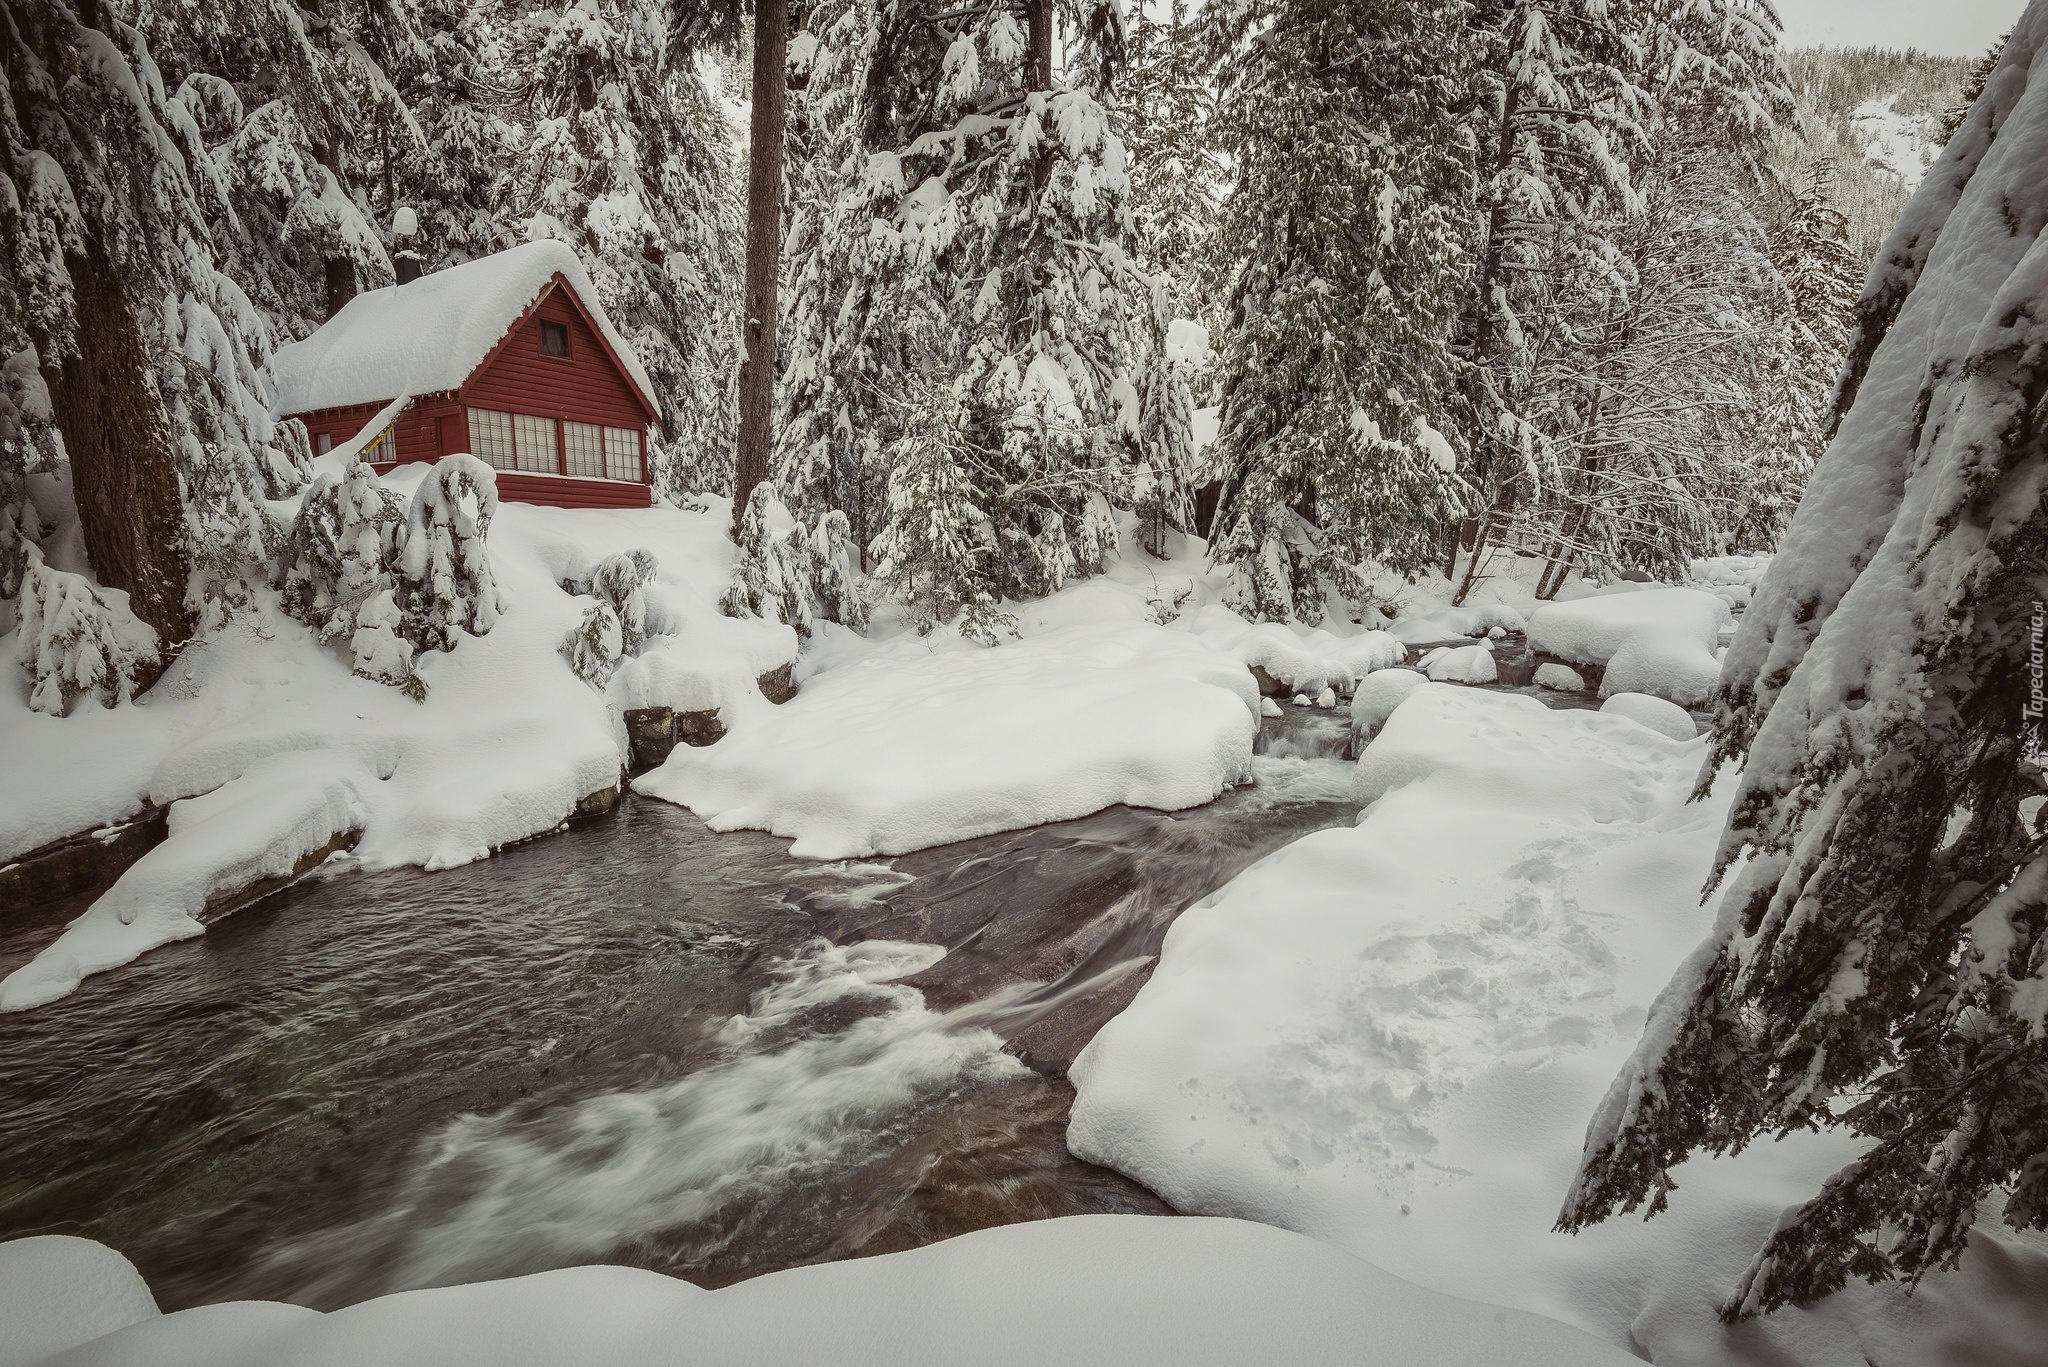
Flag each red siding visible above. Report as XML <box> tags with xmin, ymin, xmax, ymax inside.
<box><xmin>461</xmin><ymin>286</ymin><xmax>653</xmax><ymax>432</ymax></box>
<box><xmin>280</xmin><ymin>272</ymin><xmax>657</xmax><ymax>510</ymax></box>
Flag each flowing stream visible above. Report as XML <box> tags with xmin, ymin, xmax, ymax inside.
<box><xmin>0</xmin><ymin>706</ymin><xmax>1361</xmax><ymax>1311</ymax></box>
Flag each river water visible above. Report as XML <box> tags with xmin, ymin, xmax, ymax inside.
<box><xmin>0</xmin><ymin>706</ymin><xmax>1360</xmax><ymax>1312</ymax></box>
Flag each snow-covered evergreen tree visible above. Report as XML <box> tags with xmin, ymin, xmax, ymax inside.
<box><xmin>2</xmin><ymin>0</ymin><xmax>302</xmax><ymax>665</ymax></box>
<box><xmin>281</xmin><ymin>456</ymin><xmax>415</xmax><ymax>685</ymax></box>
<box><xmin>585</xmin><ymin>548</ymin><xmax>657</xmax><ymax>657</ymax></box>
<box><xmin>1121</xmin><ymin>0</ymin><xmax>1220</xmax><ymax>316</ymax></box>
<box><xmin>559</xmin><ymin>601</ymin><xmax>623</xmax><ymax>689</ymax></box>
<box><xmin>507</xmin><ymin>0</ymin><xmax>744</xmax><ymax>497</ymax></box>
<box><xmin>1449</xmin><ymin>0</ymin><xmax>1792</xmax><ymax>589</ymax></box>
<box><xmin>1560</xmin><ymin>7</ymin><xmax>2048</xmax><ymax>1314</ymax></box>
<box><xmin>1200</xmin><ymin>0</ymin><xmax>1475</xmax><ymax>620</ymax></box>
<box><xmin>14</xmin><ymin>544</ymin><xmax>160</xmax><ymax>715</ymax></box>
<box><xmin>869</xmin><ymin>381</ymin><xmax>1004</xmax><ymax>641</ymax></box>
<box><xmin>396</xmin><ymin>453</ymin><xmax>501</xmax><ymax>653</ymax></box>
<box><xmin>722</xmin><ymin>483</ymin><xmax>815</xmax><ymax>634</ymax></box>
<box><xmin>776</xmin><ymin>0</ymin><xmax>1194</xmax><ymax>610</ymax></box>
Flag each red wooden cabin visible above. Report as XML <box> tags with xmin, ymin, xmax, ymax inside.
<box><xmin>271</xmin><ymin>240</ymin><xmax>659</xmax><ymax>509</ymax></box>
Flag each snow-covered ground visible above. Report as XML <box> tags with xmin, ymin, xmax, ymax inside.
<box><xmin>1068</xmin><ymin>683</ymin><xmax>2048</xmax><ymax>1366</ymax></box>
<box><xmin>0</xmin><ymin>1217</ymin><xmax>1637</xmax><ymax>1367</ymax></box>
<box><xmin>1850</xmin><ymin>95</ymin><xmax>1944</xmax><ymax>189</ymax></box>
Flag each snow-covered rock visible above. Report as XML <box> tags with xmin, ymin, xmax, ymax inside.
<box><xmin>1526</xmin><ymin>587</ymin><xmax>1729</xmax><ymax>667</ymax></box>
<box><xmin>1418</xmin><ymin>642</ymin><xmax>1497</xmax><ymax>684</ymax></box>
<box><xmin>634</xmin><ymin>623</ymin><xmax>1258</xmax><ymax>859</ymax></box>
<box><xmin>1533</xmin><ymin>662</ymin><xmax>1586</xmax><ymax>692</ymax></box>
<box><xmin>1600</xmin><ymin>692</ymin><xmax>1698</xmax><ymax>741</ymax></box>
<box><xmin>1350</xmin><ymin>667</ymin><xmax>1427</xmax><ymax>739</ymax></box>
<box><xmin>0</xmin><ymin>1218</ymin><xmax>1636</xmax><ymax>1367</ymax></box>
<box><xmin>1071</xmin><ymin>685</ymin><xmax>2048</xmax><ymax>1365</ymax></box>
<box><xmin>1600</xmin><ymin>631</ymin><xmax>1722</xmax><ymax>708</ymax></box>
<box><xmin>1389</xmin><ymin>602</ymin><xmax>1526</xmax><ymax>645</ymax></box>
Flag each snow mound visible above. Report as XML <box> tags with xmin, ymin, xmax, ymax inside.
<box><xmin>1601</xmin><ymin>692</ymin><xmax>1698</xmax><ymax>741</ymax></box>
<box><xmin>1527</xmin><ymin>587</ymin><xmax>1729</xmax><ymax>667</ymax></box>
<box><xmin>1072</xmin><ymin>685</ymin><xmax>2048</xmax><ymax>1364</ymax></box>
<box><xmin>1685</xmin><ymin>554</ymin><xmax>1770</xmax><ymax>590</ymax></box>
<box><xmin>1534</xmin><ymin>662</ymin><xmax>1586</xmax><ymax>692</ymax></box>
<box><xmin>269</xmin><ymin>239</ymin><xmax>655</xmax><ymax>415</ymax></box>
<box><xmin>1349</xmin><ymin>667</ymin><xmax>1428</xmax><ymax>738</ymax></box>
<box><xmin>1389</xmin><ymin>601</ymin><xmax>1526</xmax><ymax>645</ymax></box>
<box><xmin>1181</xmin><ymin>609</ymin><xmax>1405</xmax><ymax>696</ymax></box>
<box><xmin>635</xmin><ymin>623</ymin><xmax>1258</xmax><ymax>859</ymax></box>
<box><xmin>1600</xmin><ymin>631</ymin><xmax>1722</xmax><ymax>708</ymax></box>
<box><xmin>608</xmin><ymin>614</ymin><xmax>798</xmax><ymax>716</ymax></box>
<box><xmin>0</xmin><ymin>751</ymin><xmax>372</xmax><ymax>1012</ymax></box>
<box><xmin>0</xmin><ymin>1236</ymin><xmax>157</xmax><ymax>1367</ymax></box>
<box><xmin>1418</xmin><ymin>641</ymin><xmax>1496</xmax><ymax>684</ymax></box>
<box><xmin>0</xmin><ymin>1217</ymin><xmax>1636</xmax><ymax>1367</ymax></box>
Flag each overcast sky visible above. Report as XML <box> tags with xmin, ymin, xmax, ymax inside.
<box><xmin>1774</xmin><ymin>0</ymin><xmax>2024</xmax><ymax>56</ymax></box>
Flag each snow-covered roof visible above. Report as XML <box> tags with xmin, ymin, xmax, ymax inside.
<box><xmin>268</xmin><ymin>239</ymin><xmax>657</xmax><ymax>417</ymax></box>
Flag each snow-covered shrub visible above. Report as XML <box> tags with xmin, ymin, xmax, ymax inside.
<box><xmin>281</xmin><ymin>458</ymin><xmax>413</xmax><ymax>685</ymax></box>
<box><xmin>397</xmin><ymin>455</ymin><xmax>502</xmax><ymax>654</ymax></box>
<box><xmin>723</xmin><ymin>484</ymin><xmax>814</xmax><ymax>634</ymax></box>
<box><xmin>871</xmin><ymin>398</ymin><xmax>1009</xmax><ymax>643</ymax></box>
<box><xmin>14</xmin><ymin>546</ymin><xmax>160</xmax><ymax>716</ymax></box>
<box><xmin>586</xmin><ymin>549</ymin><xmax>658</xmax><ymax>657</ymax></box>
<box><xmin>559</xmin><ymin>602</ymin><xmax>623</xmax><ymax>689</ymax></box>
<box><xmin>809</xmin><ymin>509</ymin><xmax>867</xmax><ymax>632</ymax></box>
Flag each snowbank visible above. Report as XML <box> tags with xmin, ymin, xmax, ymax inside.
<box><xmin>1350</xmin><ymin>668</ymin><xmax>1428</xmax><ymax>738</ymax></box>
<box><xmin>0</xmin><ymin>1217</ymin><xmax>1638</xmax><ymax>1367</ymax></box>
<box><xmin>1417</xmin><ymin>641</ymin><xmax>1496</xmax><ymax>684</ymax></box>
<box><xmin>0</xmin><ymin>488</ymin><xmax>770</xmax><ymax>1008</ymax></box>
<box><xmin>1071</xmin><ymin>685</ymin><xmax>2048</xmax><ymax>1365</ymax></box>
<box><xmin>636</xmin><ymin>622</ymin><xmax>1259</xmax><ymax>859</ymax></box>
<box><xmin>1600</xmin><ymin>692</ymin><xmax>1698</xmax><ymax>741</ymax></box>
<box><xmin>1389</xmin><ymin>601</ymin><xmax>1525</xmax><ymax>645</ymax></box>
<box><xmin>1</xmin><ymin>751</ymin><xmax>371</xmax><ymax>1011</ymax></box>
<box><xmin>1600</xmin><ymin>630</ymin><xmax>1721</xmax><ymax>707</ymax></box>
<box><xmin>1526</xmin><ymin>587</ymin><xmax>1729</xmax><ymax>666</ymax></box>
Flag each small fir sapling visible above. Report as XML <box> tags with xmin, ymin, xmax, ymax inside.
<box><xmin>14</xmin><ymin>545</ymin><xmax>161</xmax><ymax>716</ymax></box>
<box><xmin>397</xmin><ymin>453</ymin><xmax>502</xmax><ymax>654</ymax></box>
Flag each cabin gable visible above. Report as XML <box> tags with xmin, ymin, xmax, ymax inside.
<box><xmin>285</xmin><ymin>268</ymin><xmax>657</xmax><ymax>510</ymax></box>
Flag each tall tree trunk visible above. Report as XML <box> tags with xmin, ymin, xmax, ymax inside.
<box><xmin>45</xmin><ymin>241</ymin><xmax>193</xmax><ymax>677</ymax></box>
<box><xmin>733</xmin><ymin>0</ymin><xmax>791</xmax><ymax>536</ymax></box>
<box><xmin>1027</xmin><ymin>0</ymin><xmax>1054</xmax><ymax>191</ymax></box>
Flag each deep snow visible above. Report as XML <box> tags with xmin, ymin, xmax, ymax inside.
<box><xmin>1069</xmin><ymin>683</ymin><xmax>2048</xmax><ymax>1367</ymax></box>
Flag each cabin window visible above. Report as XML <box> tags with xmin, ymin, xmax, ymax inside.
<box><xmin>315</xmin><ymin>432</ymin><xmax>333</xmax><ymax>455</ymax></box>
<box><xmin>512</xmin><ymin>413</ymin><xmax>559</xmax><ymax>473</ymax></box>
<box><xmin>362</xmin><ymin>427</ymin><xmax>394</xmax><ymax>464</ymax></box>
<box><xmin>540</xmin><ymin>320</ymin><xmax>570</xmax><ymax>358</ymax></box>
<box><xmin>564</xmin><ymin>421</ymin><xmax>605</xmax><ymax>478</ymax></box>
<box><xmin>467</xmin><ymin>407</ymin><xmax>516</xmax><ymax>470</ymax></box>
<box><xmin>603</xmin><ymin>426</ymin><xmax>644</xmax><ymax>483</ymax></box>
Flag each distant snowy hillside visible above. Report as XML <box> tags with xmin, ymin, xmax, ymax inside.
<box><xmin>1772</xmin><ymin>46</ymin><xmax>1971</xmax><ymax>260</ymax></box>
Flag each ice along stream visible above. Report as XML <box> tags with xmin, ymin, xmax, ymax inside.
<box><xmin>0</xmin><ymin>705</ymin><xmax>1358</xmax><ymax>1311</ymax></box>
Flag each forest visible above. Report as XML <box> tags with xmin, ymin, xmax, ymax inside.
<box><xmin>1</xmin><ymin>2</ymin><xmax>2045</xmax><ymax>1366</ymax></box>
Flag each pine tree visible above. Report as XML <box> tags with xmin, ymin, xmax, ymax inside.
<box><xmin>506</xmin><ymin>0</ymin><xmax>744</xmax><ymax>498</ymax></box>
<box><xmin>585</xmin><ymin>548</ymin><xmax>658</xmax><ymax>657</ymax></box>
<box><xmin>396</xmin><ymin>453</ymin><xmax>501</xmax><ymax>653</ymax></box>
<box><xmin>722</xmin><ymin>482</ymin><xmax>815</xmax><ymax>633</ymax></box>
<box><xmin>281</xmin><ymin>456</ymin><xmax>415</xmax><ymax>685</ymax></box>
<box><xmin>559</xmin><ymin>601</ymin><xmax>623</xmax><ymax>688</ymax></box>
<box><xmin>1939</xmin><ymin>29</ymin><xmax>2009</xmax><ymax>144</ymax></box>
<box><xmin>1200</xmin><ymin>0</ymin><xmax>1476</xmax><ymax>620</ymax></box>
<box><xmin>775</xmin><ymin>0</ymin><xmax>1193</xmax><ymax>610</ymax></box>
<box><xmin>14</xmin><ymin>543</ymin><xmax>160</xmax><ymax>715</ymax></box>
<box><xmin>1121</xmin><ymin>0</ymin><xmax>1220</xmax><ymax>316</ymax></box>
<box><xmin>2</xmin><ymin>0</ymin><xmax>303</xmax><ymax>676</ymax></box>
<box><xmin>869</xmin><ymin>381</ymin><xmax>1004</xmax><ymax>641</ymax></box>
<box><xmin>1560</xmin><ymin>8</ymin><xmax>2048</xmax><ymax>1315</ymax></box>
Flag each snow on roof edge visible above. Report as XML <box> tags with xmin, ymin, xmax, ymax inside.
<box><xmin>268</xmin><ymin>239</ymin><xmax>658</xmax><ymax>421</ymax></box>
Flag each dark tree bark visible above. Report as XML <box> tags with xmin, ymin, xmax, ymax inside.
<box><xmin>733</xmin><ymin>0</ymin><xmax>791</xmax><ymax>536</ymax></box>
<box><xmin>43</xmin><ymin>240</ymin><xmax>193</xmax><ymax>675</ymax></box>
<box><xmin>1027</xmin><ymin>0</ymin><xmax>1054</xmax><ymax>191</ymax></box>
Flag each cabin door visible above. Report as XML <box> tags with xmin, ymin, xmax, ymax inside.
<box><xmin>438</xmin><ymin>414</ymin><xmax>465</xmax><ymax>458</ymax></box>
